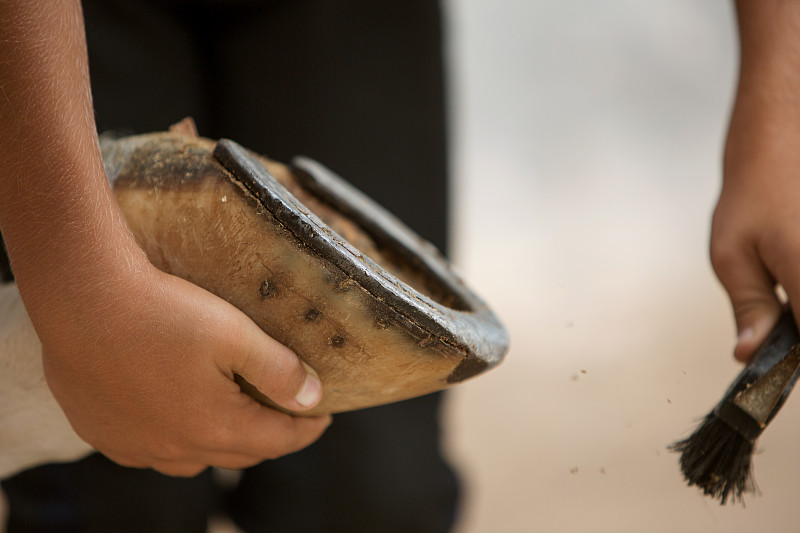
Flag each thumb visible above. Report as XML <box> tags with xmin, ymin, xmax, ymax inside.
<box><xmin>227</xmin><ymin>319</ymin><xmax>323</xmax><ymax>412</ymax></box>
<box><xmin>711</xmin><ymin>243</ymin><xmax>782</xmax><ymax>362</ymax></box>
<box><xmin>732</xmin><ymin>297</ymin><xmax>782</xmax><ymax>362</ymax></box>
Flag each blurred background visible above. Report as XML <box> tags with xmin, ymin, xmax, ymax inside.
<box><xmin>442</xmin><ymin>0</ymin><xmax>800</xmax><ymax>532</ymax></box>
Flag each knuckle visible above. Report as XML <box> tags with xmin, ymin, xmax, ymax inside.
<box><xmin>709</xmin><ymin>236</ymin><xmax>739</xmax><ymax>278</ymax></box>
<box><xmin>732</xmin><ymin>296</ymin><xmax>772</xmax><ymax>319</ymax></box>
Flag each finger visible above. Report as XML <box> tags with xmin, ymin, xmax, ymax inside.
<box><xmin>153</xmin><ymin>452</ymin><xmax>269</xmax><ymax>473</ymax></box>
<box><xmin>149</xmin><ymin>462</ymin><xmax>209</xmax><ymax>478</ymax></box>
<box><xmin>759</xmin><ymin>241</ymin><xmax>800</xmax><ymax>354</ymax></box>
<box><xmin>105</xmin><ymin>443</ymin><xmax>273</xmax><ymax>474</ymax></box>
<box><xmin>711</xmin><ymin>238</ymin><xmax>782</xmax><ymax>361</ymax></box>
<box><xmin>188</xmin><ymin>401</ymin><xmax>330</xmax><ymax>464</ymax></box>
<box><xmin>100</xmin><ymin>451</ymin><xmax>208</xmax><ymax>477</ymax></box>
<box><xmin>229</xmin><ymin>403</ymin><xmax>332</xmax><ymax>459</ymax></box>
<box><xmin>223</xmin><ymin>317</ymin><xmax>323</xmax><ymax>412</ymax></box>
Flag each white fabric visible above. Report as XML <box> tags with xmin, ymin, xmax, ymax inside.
<box><xmin>0</xmin><ymin>283</ymin><xmax>92</xmax><ymax>478</ymax></box>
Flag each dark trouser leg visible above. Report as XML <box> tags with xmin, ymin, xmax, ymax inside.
<box><xmin>1</xmin><ymin>455</ymin><xmax>215</xmax><ymax>533</ymax></box>
<box><xmin>227</xmin><ymin>394</ymin><xmax>459</xmax><ymax>533</ymax></box>
<box><xmin>200</xmin><ymin>0</ymin><xmax>450</xmax><ymax>252</ymax></box>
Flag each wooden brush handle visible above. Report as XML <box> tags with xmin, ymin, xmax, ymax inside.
<box><xmin>715</xmin><ymin>308</ymin><xmax>800</xmax><ymax>438</ymax></box>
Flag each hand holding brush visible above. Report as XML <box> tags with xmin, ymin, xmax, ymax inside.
<box><xmin>671</xmin><ymin>309</ymin><xmax>800</xmax><ymax>504</ymax></box>
<box><xmin>699</xmin><ymin>0</ymin><xmax>800</xmax><ymax>507</ymax></box>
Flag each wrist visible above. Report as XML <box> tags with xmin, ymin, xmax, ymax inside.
<box><xmin>0</xmin><ymin>163</ymin><xmax>151</xmax><ymax>337</ymax></box>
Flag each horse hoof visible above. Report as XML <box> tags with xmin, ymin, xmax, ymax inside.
<box><xmin>102</xmin><ymin>130</ymin><xmax>509</xmax><ymax>415</ymax></box>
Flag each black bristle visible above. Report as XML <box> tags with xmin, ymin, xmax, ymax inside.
<box><xmin>669</xmin><ymin>412</ymin><xmax>758</xmax><ymax>505</ymax></box>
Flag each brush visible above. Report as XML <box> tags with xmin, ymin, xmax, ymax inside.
<box><xmin>670</xmin><ymin>308</ymin><xmax>800</xmax><ymax>504</ymax></box>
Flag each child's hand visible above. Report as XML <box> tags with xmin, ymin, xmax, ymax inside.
<box><xmin>0</xmin><ymin>0</ymin><xmax>328</xmax><ymax>477</ymax></box>
<box><xmin>41</xmin><ymin>264</ymin><xmax>330</xmax><ymax>476</ymax></box>
<box><xmin>711</xmin><ymin>129</ymin><xmax>796</xmax><ymax>361</ymax></box>
<box><xmin>711</xmin><ymin>0</ymin><xmax>800</xmax><ymax>362</ymax></box>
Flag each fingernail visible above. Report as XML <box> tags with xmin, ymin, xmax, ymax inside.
<box><xmin>295</xmin><ymin>373</ymin><xmax>322</xmax><ymax>408</ymax></box>
<box><xmin>737</xmin><ymin>327</ymin><xmax>754</xmax><ymax>344</ymax></box>
<box><xmin>734</xmin><ymin>327</ymin><xmax>755</xmax><ymax>360</ymax></box>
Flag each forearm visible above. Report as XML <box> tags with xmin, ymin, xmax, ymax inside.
<box><xmin>727</xmin><ymin>1</ymin><xmax>800</xmax><ymax>164</ymax></box>
<box><xmin>0</xmin><ymin>2</ymin><xmax>327</xmax><ymax>473</ymax></box>
<box><xmin>0</xmin><ymin>1</ymin><xmax>147</xmax><ymax>329</ymax></box>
